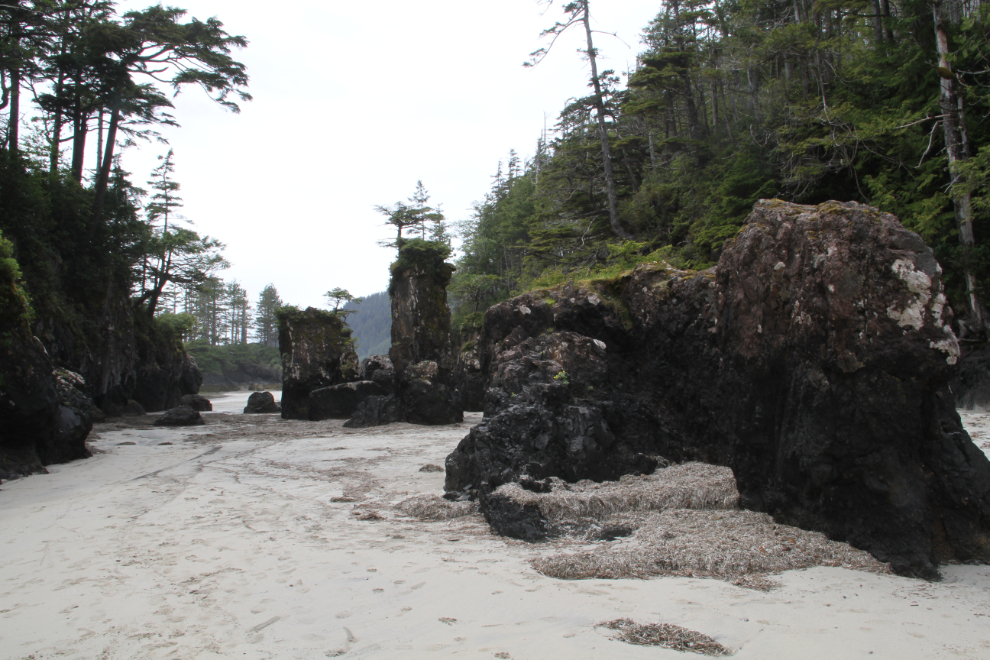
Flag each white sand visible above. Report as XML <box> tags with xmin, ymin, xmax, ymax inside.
<box><xmin>2</xmin><ymin>400</ymin><xmax>990</xmax><ymax>659</ymax></box>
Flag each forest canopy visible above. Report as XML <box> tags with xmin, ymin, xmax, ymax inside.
<box><xmin>448</xmin><ymin>0</ymin><xmax>990</xmax><ymax>338</ymax></box>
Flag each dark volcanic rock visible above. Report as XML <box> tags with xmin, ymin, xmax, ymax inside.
<box><xmin>446</xmin><ymin>200</ymin><xmax>990</xmax><ymax>579</ymax></box>
<box><xmin>180</xmin><ymin>393</ymin><xmax>213</xmax><ymax>412</ymax></box>
<box><xmin>277</xmin><ymin>307</ymin><xmax>356</xmax><ymax>420</ymax></box>
<box><xmin>244</xmin><ymin>391</ymin><xmax>281</xmax><ymax>414</ymax></box>
<box><xmin>360</xmin><ymin>355</ymin><xmax>395</xmax><ymax>393</ymax></box>
<box><xmin>343</xmin><ymin>394</ymin><xmax>403</xmax><ymax>428</ymax></box>
<box><xmin>400</xmin><ymin>369</ymin><xmax>462</xmax><ymax>425</ymax></box>
<box><xmin>154</xmin><ymin>405</ymin><xmax>205</xmax><ymax>427</ymax></box>
<box><xmin>0</xmin><ymin>328</ymin><xmax>95</xmax><ymax>480</ymax></box>
<box><xmin>308</xmin><ymin>381</ymin><xmax>386</xmax><ymax>420</ymax></box>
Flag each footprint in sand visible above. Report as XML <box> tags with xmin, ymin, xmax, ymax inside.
<box><xmin>335</xmin><ymin>611</ymin><xmax>352</xmax><ymax>619</ymax></box>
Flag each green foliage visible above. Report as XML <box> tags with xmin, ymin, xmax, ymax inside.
<box><xmin>324</xmin><ymin>287</ymin><xmax>361</xmax><ymax>317</ymax></box>
<box><xmin>0</xmin><ymin>229</ymin><xmax>33</xmax><ymax>336</ymax></box>
<box><xmin>553</xmin><ymin>370</ymin><xmax>570</xmax><ymax>386</ymax></box>
<box><xmin>388</xmin><ymin>239</ymin><xmax>454</xmax><ymax>297</ymax></box>
<box><xmin>446</xmin><ymin>0</ymin><xmax>990</xmax><ymax>322</ymax></box>
<box><xmin>156</xmin><ymin>312</ymin><xmax>195</xmax><ymax>337</ymax></box>
<box><xmin>184</xmin><ymin>340</ymin><xmax>281</xmax><ymax>382</ymax></box>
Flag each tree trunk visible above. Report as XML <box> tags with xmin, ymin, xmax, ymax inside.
<box><xmin>8</xmin><ymin>65</ymin><xmax>19</xmax><ymax>158</ymax></box>
<box><xmin>580</xmin><ymin>0</ymin><xmax>632</xmax><ymax>239</ymax></box>
<box><xmin>872</xmin><ymin>0</ymin><xmax>885</xmax><ymax>46</ymax></box>
<box><xmin>932</xmin><ymin>1</ymin><xmax>987</xmax><ymax>334</ymax></box>
<box><xmin>91</xmin><ymin>101</ymin><xmax>121</xmax><ymax>225</ymax></box>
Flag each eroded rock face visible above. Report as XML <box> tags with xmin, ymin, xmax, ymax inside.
<box><xmin>277</xmin><ymin>307</ymin><xmax>356</xmax><ymax>420</ymax></box>
<box><xmin>244</xmin><ymin>391</ymin><xmax>281</xmax><ymax>414</ymax></box>
<box><xmin>446</xmin><ymin>200</ymin><xmax>990</xmax><ymax>579</ymax></box>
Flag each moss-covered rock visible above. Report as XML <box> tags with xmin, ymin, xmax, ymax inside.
<box><xmin>277</xmin><ymin>306</ymin><xmax>355</xmax><ymax>420</ymax></box>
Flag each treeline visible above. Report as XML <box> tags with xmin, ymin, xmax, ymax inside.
<box><xmin>450</xmin><ymin>0</ymin><xmax>990</xmax><ymax>336</ymax></box>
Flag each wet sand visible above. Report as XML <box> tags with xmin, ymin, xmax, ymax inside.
<box><xmin>2</xmin><ymin>393</ymin><xmax>990</xmax><ymax>659</ymax></box>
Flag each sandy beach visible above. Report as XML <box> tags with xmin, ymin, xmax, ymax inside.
<box><xmin>2</xmin><ymin>393</ymin><xmax>990</xmax><ymax>659</ymax></box>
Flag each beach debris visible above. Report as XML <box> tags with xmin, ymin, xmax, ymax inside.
<box><xmin>533</xmin><ymin>509</ymin><xmax>890</xmax><ymax>584</ymax></box>
<box><xmin>598</xmin><ymin>619</ymin><xmax>731</xmax><ymax>656</ymax></box>
<box><xmin>419</xmin><ymin>464</ymin><xmax>444</xmax><ymax>473</ymax></box>
<box><xmin>396</xmin><ymin>494</ymin><xmax>477</xmax><ymax>521</ymax></box>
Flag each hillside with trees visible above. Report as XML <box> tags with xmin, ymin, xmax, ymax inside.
<box><xmin>344</xmin><ymin>291</ymin><xmax>390</xmax><ymax>361</ymax></box>
<box><xmin>447</xmin><ymin>0</ymin><xmax>990</xmax><ymax>340</ymax></box>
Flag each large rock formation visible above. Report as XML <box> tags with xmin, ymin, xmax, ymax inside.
<box><xmin>387</xmin><ymin>240</ymin><xmax>462</xmax><ymax>425</ymax></box>
<box><xmin>277</xmin><ymin>307</ymin><xmax>357</xmax><ymax>420</ymax></box>
<box><xmin>445</xmin><ymin>200</ymin><xmax>990</xmax><ymax>579</ymax></box>
<box><xmin>347</xmin><ymin>241</ymin><xmax>462</xmax><ymax>427</ymax></box>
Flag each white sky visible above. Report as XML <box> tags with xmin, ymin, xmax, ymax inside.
<box><xmin>109</xmin><ymin>0</ymin><xmax>662</xmax><ymax>309</ymax></box>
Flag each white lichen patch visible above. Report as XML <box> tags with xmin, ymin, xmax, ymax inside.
<box><xmin>930</xmin><ymin>338</ymin><xmax>960</xmax><ymax>365</ymax></box>
<box><xmin>886</xmin><ymin>259</ymin><xmax>932</xmax><ymax>331</ymax></box>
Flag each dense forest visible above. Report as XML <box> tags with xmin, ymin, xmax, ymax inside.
<box><xmin>446</xmin><ymin>0</ymin><xmax>990</xmax><ymax>339</ymax></box>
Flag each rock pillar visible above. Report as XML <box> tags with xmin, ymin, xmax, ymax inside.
<box><xmin>277</xmin><ymin>307</ymin><xmax>358</xmax><ymax>420</ymax></box>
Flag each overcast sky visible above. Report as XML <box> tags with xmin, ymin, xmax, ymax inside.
<box><xmin>111</xmin><ymin>0</ymin><xmax>662</xmax><ymax>309</ymax></box>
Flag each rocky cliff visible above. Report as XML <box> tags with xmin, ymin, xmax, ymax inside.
<box><xmin>445</xmin><ymin>200</ymin><xmax>990</xmax><ymax>579</ymax></box>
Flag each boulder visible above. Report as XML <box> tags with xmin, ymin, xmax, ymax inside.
<box><xmin>360</xmin><ymin>355</ymin><xmax>395</xmax><ymax>392</ymax></box>
<box><xmin>244</xmin><ymin>391</ymin><xmax>281</xmax><ymax>414</ymax></box>
<box><xmin>446</xmin><ymin>200</ymin><xmax>990</xmax><ymax>579</ymax></box>
<box><xmin>277</xmin><ymin>307</ymin><xmax>356</xmax><ymax>420</ymax></box>
<box><xmin>178</xmin><ymin>354</ymin><xmax>203</xmax><ymax>397</ymax></box>
<box><xmin>399</xmin><ymin>365</ymin><xmax>463</xmax><ymax>426</ymax></box>
<box><xmin>180</xmin><ymin>393</ymin><xmax>213</xmax><ymax>412</ymax></box>
<box><xmin>121</xmin><ymin>399</ymin><xmax>146</xmax><ymax>417</ymax></box>
<box><xmin>154</xmin><ymin>405</ymin><xmax>205</xmax><ymax>427</ymax></box>
<box><xmin>343</xmin><ymin>394</ymin><xmax>403</xmax><ymax>428</ymax></box>
<box><xmin>308</xmin><ymin>381</ymin><xmax>386</xmax><ymax>420</ymax></box>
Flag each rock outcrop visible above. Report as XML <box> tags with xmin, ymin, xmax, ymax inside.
<box><xmin>154</xmin><ymin>405</ymin><xmax>205</xmax><ymax>427</ymax></box>
<box><xmin>351</xmin><ymin>240</ymin><xmax>462</xmax><ymax>426</ymax></box>
<box><xmin>445</xmin><ymin>200</ymin><xmax>990</xmax><ymax>579</ymax></box>
<box><xmin>180</xmin><ymin>393</ymin><xmax>213</xmax><ymax>412</ymax></box>
<box><xmin>244</xmin><ymin>391</ymin><xmax>281</xmax><ymax>414</ymax></box>
<box><xmin>308</xmin><ymin>381</ymin><xmax>386</xmax><ymax>420</ymax></box>
<box><xmin>0</xmin><ymin>334</ymin><xmax>81</xmax><ymax>480</ymax></box>
<box><xmin>277</xmin><ymin>307</ymin><xmax>356</xmax><ymax>420</ymax></box>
